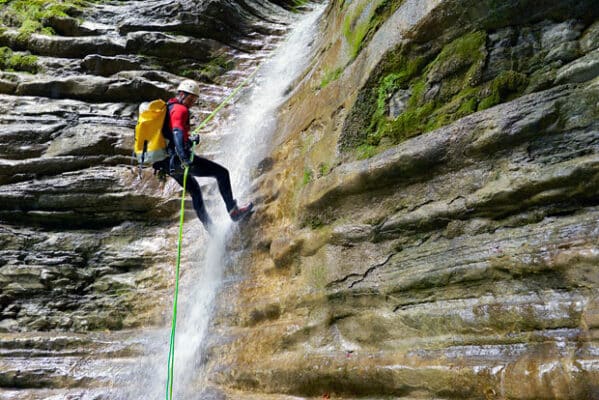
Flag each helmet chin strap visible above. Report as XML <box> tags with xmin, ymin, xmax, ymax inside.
<box><xmin>176</xmin><ymin>91</ymin><xmax>189</xmax><ymax>103</ymax></box>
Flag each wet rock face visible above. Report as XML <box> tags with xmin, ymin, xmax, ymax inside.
<box><xmin>0</xmin><ymin>0</ymin><xmax>290</xmax><ymax>397</ymax></box>
<box><xmin>1</xmin><ymin>0</ymin><xmax>597</xmax><ymax>398</ymax></box>
<box><xmin>203</xmin><ymin>0</ymin><xmax>599</xmax><ymax>399</ymax></box>
<box><xmin>339</xmin><ymin>1</ymin><xmax>599</xmax><ymax>152</ymax></box>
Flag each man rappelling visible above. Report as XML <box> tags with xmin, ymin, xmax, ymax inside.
<box><xmin>152</xmin><ymin>79</ymin><xmax>253</xmax><ymax>232</ymax></box>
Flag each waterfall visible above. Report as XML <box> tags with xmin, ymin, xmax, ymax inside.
<box><xmin>133</xmin><ymin>5</ymin><xmax>325</xmax><ymax>399</ymax></box>
<box><xmin>220</xmin><ymin>4</ymin><xmax>325</xmax><ymax>194</ymax></box>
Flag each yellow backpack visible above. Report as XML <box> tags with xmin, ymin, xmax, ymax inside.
<box><xmin>134</xmin><ymin>99</ymin><xmax>170</xmax><ymax>165</ymax></box>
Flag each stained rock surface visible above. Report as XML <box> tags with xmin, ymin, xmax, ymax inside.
<box><xmin>0</xmin><ymin>0</ymin><xmax>291</xmax><ymax>398</ymax></box>
<box><xmin>1</xmin><ymin>0</ymin><xmax>598</xmax><ymax>399</ymax></box>
<box><xmin>201</xmin><ymin>0</ymin><xmax>599</xmax><ymax>399</ymax></box>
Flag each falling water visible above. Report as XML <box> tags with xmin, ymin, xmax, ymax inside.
<box><xmin>220</xmin><ymin>4</ymin><xmax>325</xmax><ymax>193</ymax></box>
<box><xmin>133</xmin><ymin>4</ymin><xmax>325</xmax><ymax>399</ymax></box>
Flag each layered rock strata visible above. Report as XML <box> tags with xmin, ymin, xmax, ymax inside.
<box><xmin>1</xmin><ymin>0</ymin><xmax>597</xmax><ymax>398</ymax></box>
<box><xmin>0</xmin><ymin>0</ymin><xmax>292</xmax><ymax>397</ymax></box>
<box><xmin>203</xmin><ymin>0</ymin><xmax>599</xmax><ymax>399</ymax></box>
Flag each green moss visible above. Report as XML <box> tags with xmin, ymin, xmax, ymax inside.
<box><xmin>357</xmin><ymin>31</ymin><xmax>490</xmax><ymax>151</ymax></box>
<box><xmin>366</xmin><ymin>56</ymin><xmax>426</xmax><ymax>144</ymax></box>
<box><xmin>408</xmin><ymin>78</ymin><xmax>426</xmax><ymax>107</ymax></box>
<box><xmin>478</xmin><ymin>95</ymin><xmax>496</xmax><ymax>111</ymax></box>
<box><xmin>385</xmin><ymin>101</ymin><xmax>436</xmax><ymax>142</ymax></box>
<box><xmin>343</xmin><ymin>18</ymin><xmax>557</xmax><ymax>160</ymax></box>
<box><xmin>177</xmin><ymin>53</ymin><xmax>235</xmax><ymax>82</ymax></box>
<box><xmin>318</xmin><ymin>163</ymin><xmax>331</xmax><ymax>176</ymax></box>
<box><xmin>0</xmin><ymin>47</ymin><xmax>10</xmax><ymax>60</ymax></box>
<box><xmin>17</xmin><ymin>19</ymin><xmax>54</xmax><ymax>40</ymax></box>
<box><xmin>343</xmin><ymin>0</ymin><xmax>406</xmax><ymax>59</ymax></box>
<box><xmin>478</xmin><ymin>70</ymin><xmax>528</xmax><ymax>111</ymax></box>
<box><xmin>427</xmin><ymin>31</ymin><xmax>487</xmax><ymax>83</ymax></box>
<box><xmin>200</xmin><ymin>53</ymin><xmax>235</xmax><ymax>81</ymax></box>
<box><xmin>319</xmin><ymin>67</ymin><xmax>344</xmax><ymax>89</ymax></box>
<box><xmin>291</xmin><ymin>0</ymin><xmax>308</xmax><ymax>13</ymax></box>
<box><xmin>343</xmin><ymin>2</ymin><xmax>370</xmax><ymax>59</ymax></box>
<box><xmin>456</xmin><ymin>95</ymin><xmax>478</xmax><ymax>116</ymax></box>
<box><xmin>302</xmin><ymin>168</ymin><xmax>313</xmax><ymax>186</ymax></box>
<box><xmin>366</xmin><ymin>0</ymin><xmax>406</xmax><ymax>40</ymax></box>
<box><xmin>9</xmin><ymin>52</ymin><xmax>39</xmax><ymax>72</ymax></box>
<box><xmin>343</xmin><ymin>0</ymin><xmax>400</xmax><ymax>59</ymax></box>
<box><xmin>0</xmin><ymin>0</ymin><xmax>101</xmax><ymax>39</ymax></box>
<box><xmin>0</xmin><ymin>46</ymin><xmax>38</xmax><ymax>73</ymax></box>
<box><xmin>356</xmin><ymin>144</ymin><xmax>378</xmax><ymax>160</ymax></box>
<box><xmin>427</xmin><ymin>86</ymin><xmax>479</xmax><ymax>126</ymax></box>
<box><xmin>308</xmin><ymin>216</ymin><xmax>324</xmax><ymax>230</ymax></box>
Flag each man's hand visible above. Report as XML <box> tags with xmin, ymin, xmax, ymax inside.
<box><xmin>180</xmin><ymin>156</ymin><xmax>192</xmax><ymax>169</ymax></box>
<box><xmin>189</xmin><ymin>135</ymin><xmax>201</xmax><ymax>146</ymax></box>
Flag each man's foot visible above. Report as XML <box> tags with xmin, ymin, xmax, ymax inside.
<box><xmin>229</xmin><ymin>202</ymin><xmax>254</xmax><ymax>222</ymax></box>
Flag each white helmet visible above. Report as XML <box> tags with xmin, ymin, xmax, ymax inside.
<box><xmin>176</xmin><ymin>79</ymin><xmax>200</xmax><ymax>96</ymax></box>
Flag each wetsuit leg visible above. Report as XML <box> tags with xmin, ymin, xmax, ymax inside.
<box><xmin>187</xmin><ymin>156</ymin><xmax>237</xmax><ymax>211</ymax></box>
<box><xmin>152</xmin><ymin>158</ymin><xmax>170</xmax><ymax>173</ymax></box>
<box><xmin>170</xmin><ymin>171</ymin><xmax>213</xmax><ymax>228</ymax></box>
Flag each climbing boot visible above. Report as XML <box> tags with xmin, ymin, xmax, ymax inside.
<box><xmin>229</xmin><ymin>202</ymin><xmax>254</xmax><ymax>222</ymax></box>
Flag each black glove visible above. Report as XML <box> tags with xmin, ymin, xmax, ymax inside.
<box><xmin>179</xmin><ymin>157</ymin><xmax>191</xmax><ymax>169</ymax></box>
<box><xmin>189</xmin><ymin>134</ymin><xmax>200</xmax><ymax>146</ymax></box>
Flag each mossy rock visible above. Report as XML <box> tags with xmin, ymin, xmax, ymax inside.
<box><xmin>0</xmin><ymin>0</ymin><xmax>94</xmax><ymax>40</ymax></box>
<box><xmin>341</xmin><ymin>24</ymin><xmax>537</xmax><ymax>157</ymax></box>
<box><xmin>343</xmin><ymin>0</ymin><xmax>407</xmax><ymax>59</ymax></box>
<box><xmin>339</xmin><ymin>1</ymin><xmax>599</xmax><ymax>159</ymax></box>
<box><xmin>426</xmin><ymin>31</ymin><xmax>487</xmax><ymax>84</ymax></box>
<box><xmin>478</xmin><ymin>70</ymin><xmax>528</xmax><ymax>111</ymax></box>
<box><xmin>362</xmin><ymin>31</ymin><xmax>488</xmax><ymax>147</ymax></box>
<box><xmin>0</xmin><ymin>46</ymin><xmax>38</xmax><ymax>73</ymax></box>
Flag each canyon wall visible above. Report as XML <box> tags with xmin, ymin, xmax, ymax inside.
<box><xmin>0</xmin><ymin>1</ymin><xmax>292</xmax><ymax>398</ymax></box>
<box><xmin>0</xmin><ymin>0</ymin><xmax>597</xmax><ymax>399</ymax></box>
<box><xmin>205</xmin><ymin>0</ymin><xmax>599</xmax><ymax>398</ymax></box>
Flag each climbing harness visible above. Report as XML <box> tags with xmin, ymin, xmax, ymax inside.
<box><xmin>165</xmin><ymin>67</ymin><xmax>259</xmax><ymax>400</ymax></box>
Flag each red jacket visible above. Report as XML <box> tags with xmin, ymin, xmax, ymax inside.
<box><xmin>167</xmin><ymin>98</ymin><xmax>190</xmax><ymax>143</ymax></box>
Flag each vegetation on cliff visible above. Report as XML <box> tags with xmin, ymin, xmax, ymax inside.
<box><xmin>0</xmin><ymin>46</ymin><xmax>38</xmax><ymax>73</ymax></box>
<box><xmin>0</xmin><ymin>0</ymin><xmax>99</xmax><ymax>39</ymax></box>
<box><xmin>317</xmin><ymin>0</ymin><xmax>408</xmax><ymax>90</ymax></box>
<box><xmin>345</xmin><ymin>29</ymin><xmax>528</xmax><ymax>153</ymax></box>
<box><xmin>340</xmin><ymin>4</ymin><xmax>598</xmax><ymax>158</ymax></box>
<box><xmin>178</xmin><ymin>52</ymin><xmax>236</xmax><ymax>84</ymax></box>
<box><xmin>342</xmin><ymin>0</ymin><xmax>406</xmax><ymax>59</ymax></box>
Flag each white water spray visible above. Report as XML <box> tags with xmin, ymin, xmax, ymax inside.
<box><xmin>221</xmin><ymin>5</ymin><xmax>324</xmax><ymax>193</ymax></box>
<box><xmin>134</xmin><ymin>5</ymin><xmax>325</xmax><ymax>399</ymax></box>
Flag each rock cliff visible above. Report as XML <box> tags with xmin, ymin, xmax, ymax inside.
<box><xmin>0</xmin><ymin>0</ymin><xmax>291</xmax><ymax>398</ymax></box>
<box><xmin>203</xmin><ymin>0</ymin><xmax>599</xmax><ymax>399</ymax></box>
<box><xmin>0</xmin><ymin>0</ymin><xmax>598</xmax><ymax>399</ymax></box>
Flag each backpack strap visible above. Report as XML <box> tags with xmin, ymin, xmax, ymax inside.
<box><xmin>162</xmin><ymin>101</ymin><xmax>176</xmax><ymax>142</ymax></box>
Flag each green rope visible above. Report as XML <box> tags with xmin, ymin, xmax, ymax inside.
<box><xmin>164</xmin><ymin>67</ymin><xmax>259</xmax><ymax>400</ymax></box>
<box><xmin>165</xmin><ymin>166</ymin><xmax>187</xmax><ymax>400</ymax></box>
<box><xmin>192</xmin><ymin>68</ymin><xmax>259</xmax><ymax>135</ymax></box>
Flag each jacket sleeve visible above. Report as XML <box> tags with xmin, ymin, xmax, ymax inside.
<box><xmin>169</xmin><ymin>104</ymin><xmax>191</xmax><ymax>162</ymax></box>
<box><xmin>172</xmin><ymin>128</ymin><xmax>191</xmax><ymax>163</ymax></box>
